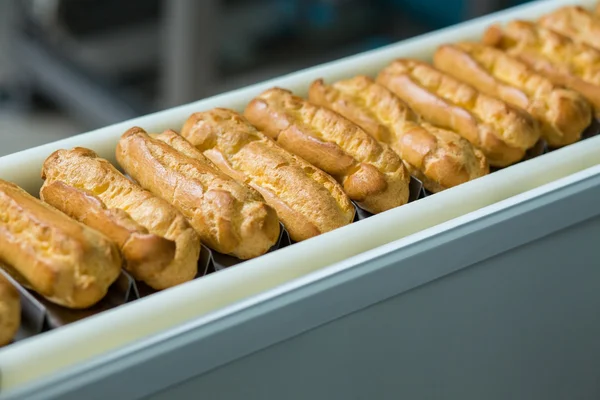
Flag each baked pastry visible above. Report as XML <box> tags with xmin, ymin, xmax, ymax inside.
<box><xmin>377</xmin><ymin>59</ymin><xmax>540</xmax><ymax>167</ymax></box>
<box><xmin>41</xmin><ymin>180</ymin><xmax>177</xmax><ymax>286</ymax></box>
<box><xmin>0</xmin><ymin>179</ymin><xmax>121</xmax><ymax>308</ymax></box>
<box><xmin>42</xmin><ymin>148</ymin><xmax>199</xmax><ymax>290</ymax></box>
<box><xmin>539</xmin><ymin>6</ymin><xmax>600</xmax><ymax>50</ymax></box>
<box><xmin>117</xmin><ymin>128</ymin><xmax>280</xmax><ymax>259</ymax></box>
<box><xmin>244</xmin><ymin>87</ymin><xmax>410</xmax><ymax>214</ymax></box>
<box><xmin>177</xmin><ymin>109</ymin><xmax>355</xmax><ymax>242</ymax></box>
<box><xmin>434</xmin><ymin>42</ymin><xmax>592</xmax><ymax>147</ymax></box>
<box><xmin>483</xmin><ymin>20</ymin><xmax>600</xmax><ymax>115</ymax></box>
<box><xmin>0</xmin><ymin>273</ymin><xmax>21</xmax><ymax>346</ymax></box>
<box><xmin>308</xmin><ymin>76</ymin><xmax>489</xmax><ymax>192</ymax></box>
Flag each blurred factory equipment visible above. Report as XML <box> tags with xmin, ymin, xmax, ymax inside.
<box><xmin>0</xmin><ymin>0</ymin><xmax>525</xmax><ymax>134</ymax></box>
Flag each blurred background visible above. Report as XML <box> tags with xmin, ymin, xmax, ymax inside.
<box><xmin>0</xmin><ymin>0</ymin><xmax>533</xmax><ymax>156</ymax></box>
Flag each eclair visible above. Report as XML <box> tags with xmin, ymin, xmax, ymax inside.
<box><xmin>117</xmin><ymin>128</ymin><xmax>281</xmax><ymax>259</ymax></box>
<box><xmin>178</xmin><ymin>109</ymin><xmax>355</xmax><ymax>241</ymax></box>
<box><xmin>0</xmin><ymin>273</ymin><xmax>21</xmax><ymax>346</ymax></box>
<box><xmin>41</xmin><ymin>180</ymin><xmax>177</xmax><ymax>286</ymax></box>
<box><xmin>434</xmin><ymin>42</ymin><xmax>592</xmax><ymax>147</ymax></box>
<box><xmin>244</xmin><ymin>87</ymin><xmax>411</xmax><ymax>214</ymax></box>
<box><xmin>483</xmin><ymin>20</ymin><xmax>600</xmax><ymax>115</ymax></box>
<box><xmin>377</xmin><ymin>59</ymin><xmax>540</xmax><ymax>167</ymax></box>
<box><xmin>539</xmin><ymin>6</ymin><xmax>600</xmax><ymax>50</ymax></box>
<box><xmin>308</xmin><ymin>76</ymin><xmax>489</xmax><ymax>192</ymax></box>
<box><xmin>42</xmin><ymin>148</ymin><xmax>199</xmax><ymax>290</ymax></box>
<box><xmin>0</xmin><ymin>179</ymin><xmax>122</xmax><ymax>308</ymax></box>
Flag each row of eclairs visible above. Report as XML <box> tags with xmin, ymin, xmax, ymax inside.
<box><xmin>2</xmin><ymin>4</ymin><xmax>600</xmax><ymax>346</ymax></box>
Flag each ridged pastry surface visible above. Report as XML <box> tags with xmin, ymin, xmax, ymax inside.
<box><xmin>309</xmin><ymin>76</ymin><xmax>489</xmax><ymax>193</ymax></box>
<box><xmin>486</xmin><ymin>20</ymin><xmax>600</xmax><ymax>84</ymax></box>
<box><xmin>40</xmin><ymin>180</ymin><xmax>177</xmax><ymax>284</ymax></box>
<box><xmin>244</xmin><ymin>87</ymin><xmax>410</xmax><ymax>214</ymax></box>
<box><xmin>119</xmin><ymin>128</ymin><xmax>280</xmax><ymax>259</ymax></box>
<box><xmin>434</xmin><ymin>42</ymin><xmax>592</xmax><ymax>147</ymax></box>
<box><xmin>539</xmin><ymin>6</ymin><xmax>600</xmax><ymax>50</ymax></box>
<box><xmin>0</xmin><ymin>179</ymin><xmax>121</xmax><ymax>308</ymax></box>
<box><xmin>178</xmin><ymin>109</ymin><xmax>355</xmax><ymax>242</ymax></box>
<box><xmin>484</xmin><ymin>20</ymin><xmax>600</xmax><ymax>114</ymax></box>
<box><xmin>42</xmin><ymin>148</ymin><xmax>199</xmax><ymax>290</ymax></box>
<box><xmin>377</xmin><ymin>59</ymin><xmax>540</xmax><ymax>166</ymax></box>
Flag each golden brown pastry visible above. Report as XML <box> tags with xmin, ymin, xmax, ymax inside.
<box><xmin>42</xmin><ymin>148</ymin><xmax>199</xmax><ymax>290</ymax></box>
<box><xmin>376</xmin><ymin>59</ymin><xmax>540</xmax><ymax>167</ymax></box>
<box><xmin>40</xmin><ymin>180</ymin><xmax>177</xmax><ymax>285</ymax></box>
<box><xmin>244</xmin><ymin>87</ymin><xmax>410</xmax><ymax>214</ymax></box>
<box><xmin>539</xmin><ymin>6</ymin><xmax>600</xmax><ymax>50</ymax></box>
<box><xmin>175</xmin><ymin>110</ymin><xmax>355</xmax><ymax>242</ymax></box>
<box><xmin>0</xmin><ymin>273</ymin><xmax>21</xmax><ymax>346</ymax></box>
<box><xmin>308</xmin><ymin>76</ymin><xmax>489</xmax><ymax>192</ymax></box>
<box><xmin>433</xmin><ymin>42</ymin><xmax>592</xmax><ymax>147</ymax></box>
<box><xmin>117</xmin><ymin>128</ymin><xmax>280</xmax><ymax>259</ymax></box>
<box><xmin>0</xmin><ymin>179</ymin><xmax>121</xmax><ymax>309</ymax></box>
<box><xmin>483</xmin><ymin>20</ymin><xmax>600</xmax><ymax>115</ymax></box>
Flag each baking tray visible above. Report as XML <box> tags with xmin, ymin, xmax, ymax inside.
<box><xmin>1</xmin><ymin>0</ymin><xmax>600</xmax><ymax>397</ymax></box>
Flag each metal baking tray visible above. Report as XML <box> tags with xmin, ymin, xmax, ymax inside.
<box><xmin>1</xmin><ymin>0</ymin><xmax>599</xmax><ymax>398</ymax></box>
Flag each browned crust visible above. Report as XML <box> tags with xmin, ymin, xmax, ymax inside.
<box><xmin>483</xmin><ymin>20</ymin><xmax>600</xmax><ymax>116</ymax></box>
<box><xmin>244</xmin><ymin>87</ymin><xmax>410</xmax><ymax>214</ymax></box>
<box><xmin>42</xmin><ymin>148</ymin><xmax>199</xmax><ymax>290</ymax></box>
<box><xmin>0</xmin><ymin>273</ymin><xmax>21</xmax><ymax>346</ymax></box>
<box><xmin>117</xmin><ymin>128</ymin><xmax>280</xmax><ymax>259</ymax></box>
<box><xmin>178</xmin><ymin>110</ymin><xmax>355</xmax><ymax>241</ymax></box>
<box><xmin>539</xmin><ymin>6</ymin><xmax>600</xmax><ymax>50</ymax></box>
<box><xmin>376</xmin><ymin>59</ymin><xmax>540</xmax><ymax>167</ymax></box>
<box><xmin>433</xmin><ymin>42</ymin><xmax>592</xmax><ymax>147</ymax></box>
<box><xmin>308</xmin><ymin>76</ymin><xmax>489</xmax><ymax>192</ymax></box>
<box><xmin>0</xmin><ymin>179</ymin><xmax>122</xmax><ymax>309</ymax></box>
<box><xmin>40</xmin><ymin>180</ymin><xmax>177</xmax><ymax>282</ymax></box>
